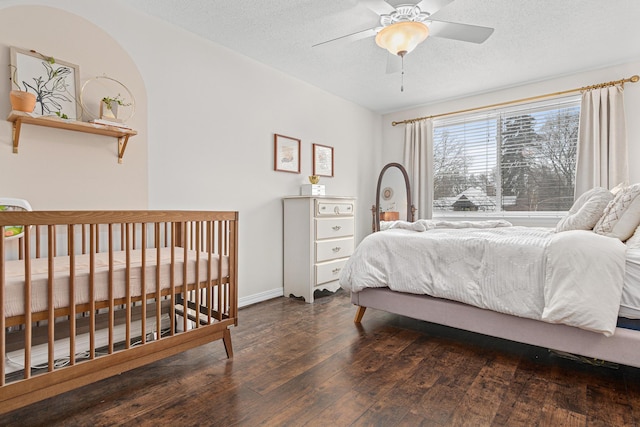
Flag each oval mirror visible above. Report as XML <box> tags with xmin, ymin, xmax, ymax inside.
<box><xmin>374</xmin><ymin>163</ymin><xmax>415</xmax><ymax>231</ymax></box>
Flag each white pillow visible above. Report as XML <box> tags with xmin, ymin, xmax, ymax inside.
<box><xmin>626</xmin><ymin>225</ymin><xmax>640</xmax><ymax>248</ymax></box>
<box><xmin>611</xmin><ymin>182</ymin><xmax>626</xmax><ymax>196</ymax></box>
<box><xmin>594</xmin><ymin>183</ymin><xmax>640</xmax><ymax>241</ymax></box>
<box><xmin>555</xmin><ymin>187</ymin><xmax>613</xmax><ymax>232</ymax></box>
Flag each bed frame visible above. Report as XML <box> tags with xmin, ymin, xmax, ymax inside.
<box><xmin>352</xmin><ymin>288</ymin><xmax>640</xmax><ymax>369</ymax></box>
<box><xmin>0</xmin><ymin>210</ymin><xmax>238</xmax><ymax>413</ymax></box>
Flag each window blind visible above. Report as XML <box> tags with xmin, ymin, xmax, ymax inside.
<box><xmin>432</xmin><ymin>95</ymin><xmax>581</xmax><ymax>214</ymax></box>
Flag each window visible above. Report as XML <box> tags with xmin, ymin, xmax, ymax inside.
<box><xmin>432</xmin><ymin>95</ymin><xmax>581</xmax><ymax>215</ymax></box>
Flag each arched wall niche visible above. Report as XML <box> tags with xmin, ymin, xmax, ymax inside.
<box><xmin>0</xmin><ymin>5</ymin><xmax>148</xmax><ymax>210</ymax></box>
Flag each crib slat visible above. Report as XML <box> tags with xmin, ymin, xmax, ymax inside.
<box><xmin>23</xmin><ymin>227</ymin><xmax>32</xmax><ymax>379</ymax></box>
<box><xmin>141</xmin><ymin>224</ymin><xmax>147</xmax><ymax>344</ymax></box>
<box><xmin>47</xmin><ymin>226</ymin><xmax>55</xmax><ymax>372</ymax></box>
<box><xmin>201</xmin><ymin>222</ymin><xmax>206</xmax><ymax>252</ymax></box>
<box><xmin>190</xmin><ymin>222</ymin><xmax>195</xmax><ymax>251</ymax></box>
<box><xmin>229</xmin><ymin>219</ymin><xmax>238</xmax><ymax>323</ymax></box>
<box><xmin>125</xmin><ymin>223</ymin><xmax>131</xmax><ymax>349</ymax></box>
<box><xmin>81</xmin><ymin>224</ymin><xmax>87</xmax><ymax>255</ymax></box>
<box><xmin>68</xmin><ymin>226</ymin><xmax>76</xmax><ymax>366</ymax></box>
<box><xmin>206</xmin><ymin>221</ymin><xmax>212</xmax><ymax>325</ymax></box>
<box><xmin>170</xmin><ymin>223</ymin><xmax>176</xmax><ymax>336</ymax></box>
<box><xmin>155</xmin><ymin>223</ymin><xmax>161</xmax><ymax>340</ymax></box>
<box><xmin>195</xmin><ymin>221</ymin><xmax>201</xmax><ymax>329</ymax></box>
<box><xmin>120</xmin><ymin>223</ymin><xmax>125</xmax><ymax>252</ymax></box>
<box><xmin>96</xmin><ymin>224</ymin><xmax>100</xmax><ymax>257</ymax></box>
<box><xmin>132</xmin><ymin>223</ymin><xmax>137</xmax><ymax>251</ymax></box>
<box><xmin>18</xmin><ymin>234</ymin><xmax>24</xmax><ymax>261</ymax></box>
<box><xmin>182</xmin><ymin>223</ymin><xmax>188</xmax><ymax>333</ymax></box>
<box><xmin>217</xmin><ymin>221</ymin><xmax>224</xmax><ymax>321</ymax></box>
<box><xmin>52</xmin><ymin>229</ymin><xmax>56</xmax><ymax>258</ymax></box>
<box><xmin>89</xmin><ymin>224</ymin><xmax>96</xmax><ymax>359</ymax></box>
<box><xmin>108</xmin><ymin>224</ymin><xmax>114</xmax><ymax>354</ymax></box>
<box><xmin>35</xmin><ymin>225</ymin><xmax>40</xmax><ymax>259</ymax></box>
<box><xmin>163</xmin><ymin>222</ymin><xmax>168</xmax><ymax>247</ymax></box>
<box><xmin>218</xmin><ymin>221</ymin><xmax>224</xmax><ymax>320</ymax></box>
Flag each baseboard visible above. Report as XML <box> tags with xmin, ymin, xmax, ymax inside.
<box><xmin>239</xmin><ymin>287</ymin><xmax>283</xmax><ymax>308</ymax></box>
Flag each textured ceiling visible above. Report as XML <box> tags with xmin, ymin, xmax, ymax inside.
<box><xmin>126</xmin><ymin>0</ymin><xmax>640</xmax><ymax>114</ymax></box>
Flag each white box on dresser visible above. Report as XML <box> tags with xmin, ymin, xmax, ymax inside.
<box><xmin>300</xmin><ymin>184</ymin><xmax>325</xmax><ymax>196</ymax></box>
<box><xmin>283</xmin><ymin>196</ymin><xmax>355</xmax><ymax>303</ymax></box>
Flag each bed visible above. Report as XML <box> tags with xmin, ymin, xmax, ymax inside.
<box><xmin>1</xmin><ymin>209</ymin><xmax>238</xmax><ymax>413</ymax></box>
<box><xmin>340</xmin><ymin>215</ymin><xmax>640</xmax><ymax>369</ymax></box>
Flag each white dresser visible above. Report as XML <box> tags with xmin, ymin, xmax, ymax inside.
<box><xmin>283</xmin><ymin>196</ymin><xmax>355</xmax><ymax>303</ymax></box>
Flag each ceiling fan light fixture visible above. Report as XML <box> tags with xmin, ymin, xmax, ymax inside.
<box><xmin>375</xmin><ymin>21</ymin><xmax>429</xmax><ymax>56</ymax></box>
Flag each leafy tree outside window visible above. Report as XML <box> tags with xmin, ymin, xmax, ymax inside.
<box><xmin>432</xmin><ymin>96</ymin><xmax>580</xmax><ymax>215</ymax></box>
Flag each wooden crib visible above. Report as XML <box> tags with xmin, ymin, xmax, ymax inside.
<box><xmin>0</xmin><ymin>210</ymin><xmax>238</xmax><ymax>413</ymax></box>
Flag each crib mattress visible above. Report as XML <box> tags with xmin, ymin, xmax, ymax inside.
<box><xmin>3</xmin><ymin>247</ymin><xmax>229</xmax><ymax>318</ymax></box>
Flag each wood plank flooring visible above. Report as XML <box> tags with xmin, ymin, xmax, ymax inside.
<box><xmin>2</xmin><ymin>289</ymin><xmax>640</xmax><ymax>426</ymax></box>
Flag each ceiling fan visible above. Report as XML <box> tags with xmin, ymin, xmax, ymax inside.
<box><xmin>313</xmin><ymin>0</ymin><xmax>494</xmax><ymax>88</ymax></box>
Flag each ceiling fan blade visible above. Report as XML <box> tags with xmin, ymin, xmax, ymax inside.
<box><xmin>415</xmin><ymin>0</ymin><xmax>453</xmax><ymax>15</ymax></box>
<box><xmin>359</xmin><ymin>0</ymin><xmax>395</xmax><ymax>15</ymax></box>
<box><xmin>312</xmin><ymin>27</ymin><xmax>378</xmax><ymax>48</ymax></box>
<box><xmin>386</xmin><ymin>53</ymin><xmax>401</xmax><ymax>74</ymax></box>
<box><xmin>427</xmin><ymin>20</ymin><xmax>494</xmax><ymax>43</ymax></box>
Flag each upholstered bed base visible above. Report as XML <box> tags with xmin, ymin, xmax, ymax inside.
<box><xmin>352</xmin><ymin>288</ymin><xmax>640</xmax><ymax>369</ymax></box>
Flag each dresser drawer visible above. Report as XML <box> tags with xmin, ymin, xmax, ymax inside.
<box><xmin>316</xmin><ymin>217</ymin><xmax>354</xmax><ymax>240</ymax></box>
<box><xmin>316</xmin><ymin>201</ymin><xmax>354</xmax><ymax>216</ymax></box>
<box><xmin>315</xmin><ymin>259</ymin><xmax>348</xmax><ymax>285</ymax></box>
<box><xmin>316</xmin><ymin>237</ymin><xmax>354</xmax><ymax>262</ymax></box>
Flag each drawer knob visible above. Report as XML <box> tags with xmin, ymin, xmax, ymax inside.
<box><xmin>332</xmin><ymin>225</ymin><xmax>342</xmax><ymax>231</ymax></box>
<box><xmin>332</xmin><ymin>268</ymin><xmax>341</xmax><ymax>274</ymax></box>
<box><xmin>332</xmin><ymin>247</ymin><xmax>341</xmax><ymax>252</ymax></box>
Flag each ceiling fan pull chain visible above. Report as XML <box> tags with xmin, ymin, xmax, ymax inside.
<box><xmin>401</xmin><ymin>54</ymin><xmax>405</xmax><ymax>92</ymax></box>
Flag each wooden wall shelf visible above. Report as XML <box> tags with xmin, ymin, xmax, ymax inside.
<box><xmin>7</xmin><ymin>111</ymin><xmax>137</xmax><ymax>164</ymax></box>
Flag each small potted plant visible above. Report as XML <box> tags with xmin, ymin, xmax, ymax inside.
<box><xmin>100</xmin><ymin>94</ymin><xmax>131</xmax><ymax>121</ymax></box>
<box><xmin>8</xmin><ymin>65</ymin><xmax>37</xmax><ymax>113</ymax></box>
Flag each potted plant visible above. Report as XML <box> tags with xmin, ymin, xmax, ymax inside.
<box><xmin>100</xmin><ymin>94</ymin><xmax>131</xmax><ymax>121</ymax></box>
<box><xmin>8</xmin><ymin>65</ymin><xmax>36</xmax><ymax>113</ymax></box>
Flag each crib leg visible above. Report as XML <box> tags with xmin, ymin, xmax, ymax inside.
<box><xmin>354</xmin><ymin>306</ymin><xmax>367</xmax><ymax>323</ymax></box>
<box><xmin>223</xmin><ymin>328</ymin><xmax>233</xmax><ymax>358</ymax></box>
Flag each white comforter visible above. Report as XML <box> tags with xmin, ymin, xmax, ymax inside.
<box><xmin>339</xmin><ymin>224</ymin><xmax>627</xmax><ymax>336</ymax></box>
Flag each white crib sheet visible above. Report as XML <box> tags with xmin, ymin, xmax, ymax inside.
<box><xmin>4</xmin><ymin>247</ymin><xmax>229</xmax><ymax>318</ymax></box>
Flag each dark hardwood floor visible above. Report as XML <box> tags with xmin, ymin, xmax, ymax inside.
<box><xmin>2</xmin><ymin>289</ymin><xmax>640</xmax><ymax>426</ymax></box>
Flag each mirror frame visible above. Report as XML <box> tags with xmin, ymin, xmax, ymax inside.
<box><xmin>374</xmin><ymin>162</ymin><xmax>414</xmax><ymax>232</ymax></box>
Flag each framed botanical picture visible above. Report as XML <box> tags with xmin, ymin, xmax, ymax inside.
<box><xmin>274</xmin><ymin>134</ymin><xmax>301</xmax><ymax>173</ymax></box>
<box><xmin>10</xmin><ymin>47</ymin><xmax>81</xmax><ymax>119</ymax></box>
<box><xmin>313</xmin><ymin>143</ymin><xmax>334</xmax><ymax>177</ymax></box>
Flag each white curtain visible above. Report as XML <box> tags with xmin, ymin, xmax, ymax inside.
<box><xmin>403</xmin><ymin>119</ymin><xmax>433</xmax><ymax>219</ymax></box>
<box><xmin>575</xmin><ymin>85</ymin><xmax>629</xmax><ymax>197</ymax></box>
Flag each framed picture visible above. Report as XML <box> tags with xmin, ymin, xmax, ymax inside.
<box><xmin>10</xmin><ymin>47</ymin><xmax>81</xmax><ymax>119</ymax></box>
<box><xmin>313</xmin><ymin>143</ymin><xmax>334</xmax><ymax>177</ymax></box>
<box><xmin>274</xmin><ymin>134</ymin><xmax>301</xmax><ymax>173</ymax></box>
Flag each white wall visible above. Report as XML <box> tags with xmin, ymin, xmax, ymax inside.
<box><xmin>0</xmin><ymin>1</ymin><xmax>383</xmax><ymax>305</ymax></box>
<box><xmin>138</xmin><ymin>21</ymin><xmax>382</xmax><ymax>304</ymax></box>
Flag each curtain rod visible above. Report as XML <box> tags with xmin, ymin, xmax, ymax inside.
<box><xmin>391</xmin><ymin>74</ymin><xmax>640</xmax><ymax>126</ymax></box>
